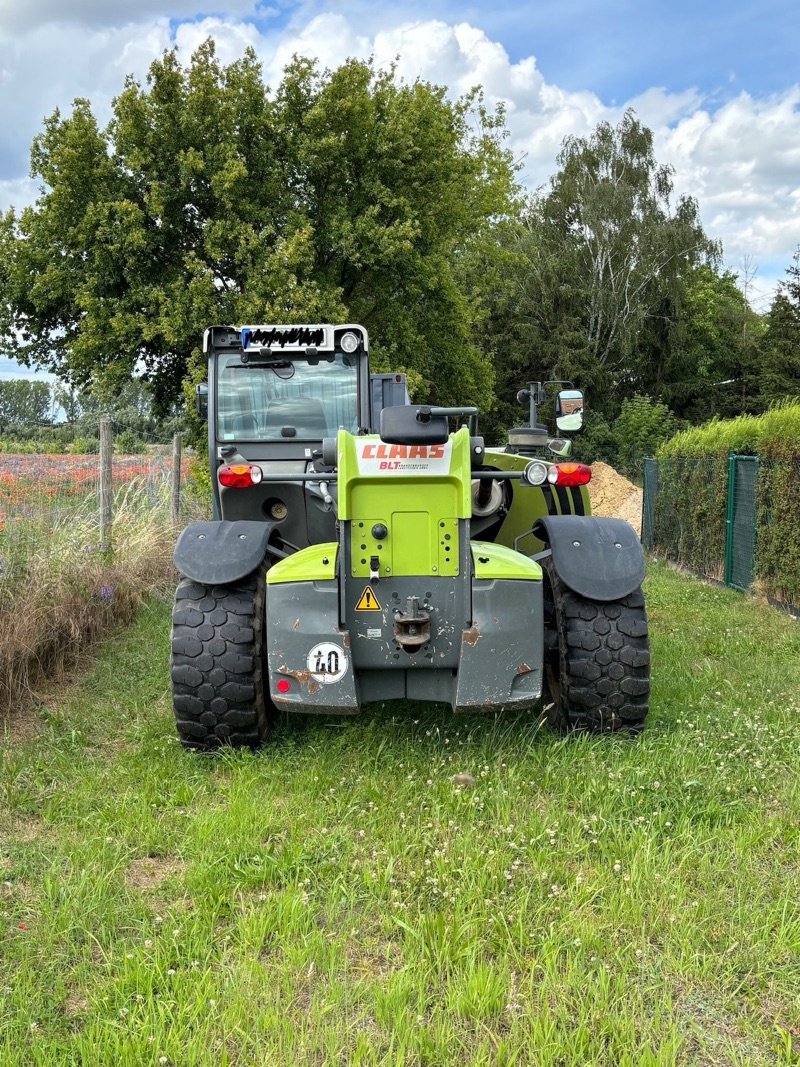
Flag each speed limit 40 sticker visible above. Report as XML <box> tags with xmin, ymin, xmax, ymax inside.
<box><xmin>307</xmin><ymin>642</ymin><xmax>349</xmax><ymax>684</ymax></box>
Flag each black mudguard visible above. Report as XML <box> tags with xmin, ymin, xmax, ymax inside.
<box><xmin>173</xmin><ymin>520</ymin><xmax>277</xmax><ymax>585</ymax></box>
<box><xmin>533</xmin><ymin>515</ymin><xmax>645</xmax><ymax>602</ymax></box>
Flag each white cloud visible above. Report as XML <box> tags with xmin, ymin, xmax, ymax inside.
<box><xmin>659</xmin><ymin>89</ymin><xmax>800</xmax><ymax>267</ymax></box>
<box><xmin>0</xmin><ymin>0</ymin><xmax>261</xmax><ymax>32</ymax></box>
<box><xmin>0</xmin><ymin>177</ymin><xmax>39</xmax><ymax>215</ymax></box>
<box><xmin>0</xmin><ymin>8</ymin><xmax>797</xmax><ymax>303</ymax></box>
<box><xmin>262</xmin><ymin>11</ymin><xmax>369</xmax><ymax>83</ymax></box>
<box><xmin>0</xmin><ymin>18</ymin><xmax>173</xmax><ymax>180</ymax></box>
<box><xmin>173</xmin><ymin>15</ymin><xmax>266</xmax><ymax>64</ymax></box>
<box><xmin>261</xmin><ymin>16</ymin><xmax>800</xmax><ymax>288</ymax></box>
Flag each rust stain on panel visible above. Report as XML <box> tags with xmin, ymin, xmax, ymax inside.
<box><xmin>463</xmin><ymin>627</ymin><xmax>481</xmax><ymax>647</ymax></box>
<box><xmin>278</xmin><ymin>665</ymin><xmax>322</xmax><ymax>696</ymax></box>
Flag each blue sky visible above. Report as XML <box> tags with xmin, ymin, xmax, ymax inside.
<box><xmin>456</xmin><ymin>0</ymin><xmax>800</xmax><ymax>99</ymax></box>
<box><xmin>225</xmin><ymin>0</ymin><xmax>800</xmax><ymax>102</ymax></box>
<box><xmin>0</xmin><ymin>0</ymin><xmax>798</xmax><ymax>380</ymax></box>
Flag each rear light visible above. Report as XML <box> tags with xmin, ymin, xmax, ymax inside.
<box><xmin>277</xmin><ymin>679</ymin><xmax>291</xmax><ymax>693</ymax></box>
<box><xmin>218</xmin><ymin>463</ymin><xmax>263</xmax><ymax>488</ymax></box>
<box><xmin>547</xmin><ymin>462</ymin><xmax>592</xmax><ymax>487</ymax></box>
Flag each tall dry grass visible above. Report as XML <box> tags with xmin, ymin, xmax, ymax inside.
<box><xmin>0</xmin><ymin>479</ymin><xmax>182</xmax><ymax>716</ymax></box>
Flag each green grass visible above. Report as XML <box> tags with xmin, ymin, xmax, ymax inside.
<box><xmin>2</xmin><ymin>563</ymin><xmax>800</xmax><ymax>1066</ymax></box>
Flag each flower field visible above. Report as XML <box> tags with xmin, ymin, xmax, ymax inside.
<box><xmin>0</xmin><ymin>453</ymin><xmax>184</xmax><ymax>533</ymax></box>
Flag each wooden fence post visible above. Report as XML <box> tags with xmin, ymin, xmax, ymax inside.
<box><xmin>171</xmin><ymin>432</ymin><xmax>182</xmax><ymax>525</ymax></box>
<box><xmin>99</xmin><ymin>416</ymin><xmax>113</xmax><ymax>551</ymax></box>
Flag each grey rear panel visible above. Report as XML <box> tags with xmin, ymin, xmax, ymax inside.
<box><xmin>266</xmin><ymin>578</ymin><xmax>359</xmax><ymax>714</ymax></box>
<box><xmin>266</xmin><ymin>571</ymin><xmax>543</xmax><ymax>715</ymax></box>
<box><xmin>455</xmin><ymin>579</ymin><xmax>542</xmax><ymax>711</ymax></box>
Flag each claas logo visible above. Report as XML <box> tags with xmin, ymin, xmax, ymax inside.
<box><xmin>358</xmin><ymin>441</ymin><xmax>448</xmax><ymax>472</ymax></box>
<box><xmin>360</xmin><ymin>444</ymin><xmax>446</xmax><ymax>461</ymax></box>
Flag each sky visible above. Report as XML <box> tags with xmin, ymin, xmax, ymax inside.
<box><xmin>0</xmin><ymin>0</ymin><xmax>799</xmax><ymax>381</ymax></box>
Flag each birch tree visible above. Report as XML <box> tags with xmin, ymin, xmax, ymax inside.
<box><xmin>549</xmin><ymin>111</ymin><xmax>718</xmax><ymax>371</ymax></box>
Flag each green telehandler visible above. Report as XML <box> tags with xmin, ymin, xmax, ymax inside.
<box><xmin>171</xmin><ymin>324</ymin><xmax>649</xmax><ymax>748</ymax></box>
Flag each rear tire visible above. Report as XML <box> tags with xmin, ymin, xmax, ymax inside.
<box><xmin>170</xmin><ymin>568</ymin><xmax>274</xmax><ymax>750</ymax></box>
<box><xmin>542</xmin><ymin>558</ymin><xmax>650</xmax><ymax>733</ymax></box>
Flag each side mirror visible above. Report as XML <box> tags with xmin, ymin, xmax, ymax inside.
<box><xmin>195</xmin><ymin>382</ymin><xmax>208</xmax><ymax>421</ymax></box>
<box><xmin>548</xmin><ymin>437</ymin><xmax>572</xmax><ymax>457</ymax></box>
<box><xmin>556</xmin><ymin>389</ymin><xmax>584</xmax><ymax>432</ymax></box>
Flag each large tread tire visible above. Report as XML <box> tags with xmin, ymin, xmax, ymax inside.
<box><xmin>542</xmin><ymin>558</ymin><xmax>650</xmax><ymax>734</ymax></box>
<box><xmin>170</xmin><ymin>569</ymin><xmax>274</xmax><ymax>750</ymax></box>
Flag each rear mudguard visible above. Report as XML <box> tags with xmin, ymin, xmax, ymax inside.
<box><xmin>173</xmin><ymin>520</ymin><xmax>277</xmax><ymax>585</ymax></box>
<box><xmin>533</xmin><ymin>515</ymin><xmax>645</xmax><ymax>602</ymax></box>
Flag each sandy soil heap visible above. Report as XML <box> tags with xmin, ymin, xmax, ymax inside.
<box><xmin>588</xmin><ymin>461</ymin><xmax>643</xmax><ymax>536</ymax></box>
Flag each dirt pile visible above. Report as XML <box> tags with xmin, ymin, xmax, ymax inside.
<box><xmin>589</xmin><ymin>461</ymin><xmax>643</xmax><ymax>536</ymax></box>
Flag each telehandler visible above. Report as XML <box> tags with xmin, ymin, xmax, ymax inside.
<box><xmin>171</xmin><ymin>324</ymin><xmax>648</xmax><ymax>748</ymax></box>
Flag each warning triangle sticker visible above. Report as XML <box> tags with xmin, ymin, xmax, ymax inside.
<box><xmin>355</xmin><ymin>585</ymin><xmax>382</xmax><ymax>611</ymax></box>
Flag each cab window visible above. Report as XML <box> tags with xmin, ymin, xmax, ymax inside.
<box><xmin>217</xmin><ymin>353</ymin><xmax>358</xmax><ymax>441</ymax></box>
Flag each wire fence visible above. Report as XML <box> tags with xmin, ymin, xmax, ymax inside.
<box><xmin>643</xmin><ymin>453</ymin><xmax>800</xmax><ymax>614</ymax></box>
<box><xmin>0</xmin><ymin>420</ymin><xmax>192</xmax><ymax>600</ymax></box>
<box><xmin>0</xmin><ymin>419</ymin><xmax>202</xmax><ymax>711</ymax></box>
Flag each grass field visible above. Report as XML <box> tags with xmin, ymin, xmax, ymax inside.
<box><xmin>2</xmin><ymin>563</ymin><xmax>800</xmax><ymax>1066</ymax></box>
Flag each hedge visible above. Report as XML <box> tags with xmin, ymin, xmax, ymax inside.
<box><xmin>652</xmin><ymin>401</ymin><xmax>800</xmax><ymax>605</ymax></box>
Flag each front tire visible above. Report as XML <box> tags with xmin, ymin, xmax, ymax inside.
<box><xmin>170</xmin><ymin>568</ymin><xmax>274</xmax><ymax>750</ymax></box>
<box><xmin>542</xmin><ymin>558</ymin><xmax>650</xmax><ymax>733</ymax></box>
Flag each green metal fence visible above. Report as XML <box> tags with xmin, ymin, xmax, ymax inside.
<box><xmin>642</xmin><ymin>458</ymin><xmax>658</xmax><ymax>551</ymax></box>
<box><xmin>642</xmin><ymin>452</ymin><xmax>762</xmax><ymax>596</ymax></box>
<box><xmin>725</xmin><ymin>455</ymin><xmax>759</xmax><ymax>591</ymax></box>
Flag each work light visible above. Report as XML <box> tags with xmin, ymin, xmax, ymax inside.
<box><xmin>340</xmin><ymin>331</ymin><xmax>360</xmax><ymax>354</ymax></box>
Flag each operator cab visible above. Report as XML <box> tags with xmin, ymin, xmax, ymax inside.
<box><xmin>206</xmin><ymin>324</ymin><xmax>370</xmax><ymax>451</ymax></box>
<box><xmin>200</xmin><ymin>323</ymin><xmax>407</xmax><ymax>549</ymax></box>
<box><xmin>218</xmin><ymin>329</ymin><xmax>364</xmax><ymax>444</ymax></box>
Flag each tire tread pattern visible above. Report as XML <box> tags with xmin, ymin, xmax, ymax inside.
<box><xmin>545</xmin><ymin>559</ymin><xmax>650</xmax><ymax>733</ymax></box>
<box><xmin>170</xmin><ymin>571</ymin><xmax>271</xmax><ymax>750</ymax></box>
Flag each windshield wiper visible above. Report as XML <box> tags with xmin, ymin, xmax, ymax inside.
<box><xmin>240</xmin><ymin>351</ymin><xmax>293</xmax><ymax>366</ymax></box>
<box><xmin>239</xmin><ymin>349</ymin><xmax>335</xmax><ymax>366</ymax></box>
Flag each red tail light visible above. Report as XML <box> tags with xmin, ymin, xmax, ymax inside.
<box><xmin>218</xmin><ymin>463</ymin><xmax>263</xmax><ymax>488</ymax></box>
<box><xmin>547</xmin><ymin>462</ymin><xmax>592</xmax><ymax>487</ymax></box>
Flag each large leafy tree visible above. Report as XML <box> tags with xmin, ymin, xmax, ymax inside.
<box><xmin>0</xmin><ymin>44</ymin><xmax>516</xmax><ymax>412</ymax></box>
<box><xmin>643</xmin><ymin>264</ymin><xmax>765</xmax><ymax>421</ymax></box>
<box><xmin>487</xmin><ymin>110</ymin><xmax>719</xmax><ymax>429</ymax></box>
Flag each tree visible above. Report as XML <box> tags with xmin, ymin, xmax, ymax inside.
<box><xmin>0</xmin><ymin>45</ymin><xmax>517</xmax><ymax>413</ymax></box>
<box><xmin>612</xmin><ymin>395</ymin><xmax>680</xmax><ymax>476</ymax></box>
<box><xmin>51</xmin><ymin>383</ymin><xmax>83</xmax><ymax>424</ymax></box>
<box><xmin>488</xmin><ymin>111</ymin><xmax>718</xmax><ymax>427</ymax></box>
<box><xmin>759</xmin><ymin>249</ymin><xmax>800</xmax><ymax>406</ymax></box>
<box><xmin>0</xmin><ymin>379</ymin><xmax>52</xmax><ymax>430</ymax></box>
<box><xmin>648</xmin><ymin>264</ymin><xmax>764</xmax><ymax>421</ymax></box>
<box><xmin>551</xmin><ymin>112</ymin><xmax>717</xmax><ymax>371</ymax></box>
